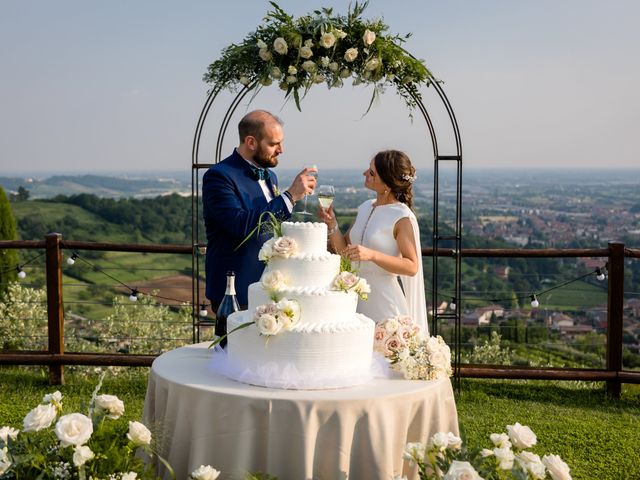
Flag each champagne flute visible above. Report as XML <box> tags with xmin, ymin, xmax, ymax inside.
<box><xmin>317</xmin><ymin>185</ymin><xmax>335</xmax><ymax>210</ymax></box>
<box><xmin>298</xmin><ymin>164</ymin><xmax>317</xmax><ymax>216</ymax></box>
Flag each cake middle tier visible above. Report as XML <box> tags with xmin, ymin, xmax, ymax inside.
<box><xmin>247</xmin><ymin>282</ymin><xmax>358</xmax><ymax>326</ymax></box>
<box><xmin>264</xmin><ymin>252</ymin><xmax>341</xmax><ymax>288</ymax></box>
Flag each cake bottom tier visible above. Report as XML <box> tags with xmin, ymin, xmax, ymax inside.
<box><xmin>222</xmin><ymin>311</ymin><xmax>375</xmax><ymax>389</ymax></box>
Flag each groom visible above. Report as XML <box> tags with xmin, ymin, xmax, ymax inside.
<box><xmin>202</xmin><ymin>110</ymin><xmax>316</xmax><ymax>309</ymax></box>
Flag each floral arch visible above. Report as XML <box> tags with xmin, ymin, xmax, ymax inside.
<box><xmin>190</xmin><ymin>2</ymin><xmax>463</xmax><ymax>381</ymax></box>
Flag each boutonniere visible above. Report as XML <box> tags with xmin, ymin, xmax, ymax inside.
<box><xmin>272</xmin><ymin>184</ymin><xmax>280</xmax><ymax>196</ymax></box>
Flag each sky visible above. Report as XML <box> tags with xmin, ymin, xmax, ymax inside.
<box><xmin>1</xmin><ymin>0</ymin><xmax>639</xmax><ymax>175</ymax></box>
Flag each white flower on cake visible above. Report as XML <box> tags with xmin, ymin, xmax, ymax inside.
<box><xmin>254</xmin><ymin>298</ymin><xmax>300</xmax><ymax>337</ymax></box>
<box><xmin>374</xmin><ymin>316</ymin><xmax>452</xmax><ymax>380</ymax></box>
<box><xmin>261</xmin><ymin>270</ymin><xmax>288</xmax><ymax>292</ymax></box>
<box><xmin>256</xmin><ymin>312</ymin><xmax>281</xmax><ymax>336</ymax></box>
<box><xmin>258</xmin><ymin>237</ymin><xmax>276</xmax><ymax>262</ymax></box>
<box><xmin>275</xmin><ymin>298</ymin><xmax>300</xmax><ymax>328</ymax></box>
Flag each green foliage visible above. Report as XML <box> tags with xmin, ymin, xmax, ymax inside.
<box><xmin>464</xmin><ymin>332</ymin><xmax>512</xmax><ymax>365</ymax></box>
<box><xmin>0</xmin><ymin>186</ymin><xmax>19</xmax><ymax>294</ymax></box>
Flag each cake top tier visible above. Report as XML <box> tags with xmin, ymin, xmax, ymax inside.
<box><xmin>281</xmin><ymin>222</ymin><xmax>328</xmax><ymax>256</ymax></box>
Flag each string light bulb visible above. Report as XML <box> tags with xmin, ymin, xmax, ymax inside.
<box><xmin>129</xmin><ymin>289</ymin><xmax>139</xmax><ymax>302</ymax></box>
<box><xmin>530</xmin><ymin>294</ymin><xmax>539</xmax><ymax>308</ymax></box>
<box><xmin>199</xmin><ymin>303</ymin><xmax>208</xmax><ymax>317</ymax></box>
<box><xmin>596</xmin><ymin>268</ymin><xmax>606</xmax><ymax>281</ymax></box>
<box><xmin>449</xmin><ymin>297</ymin><xmax>457</xmax><ymax>311</ymax></box>
<box><xmin>67</xmin><ymin>253</ymin><xmax>79</xmax><ymax>265</ymax></box>
<box><xmin>16</xmin><ymin>266</ymin><xmax>26</xmax><ymax>279</ymax></box>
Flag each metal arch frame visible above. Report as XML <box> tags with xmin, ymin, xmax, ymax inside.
<box><xmin>190</xmin><ymin>82</ymin><xmax>463</xmax><ymax>385</ymax></box>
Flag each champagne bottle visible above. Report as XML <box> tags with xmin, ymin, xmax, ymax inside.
<box><xmin>215</xmin><ymin>271</ymin><xmax>239</xmax><ymax>348</ymax></box>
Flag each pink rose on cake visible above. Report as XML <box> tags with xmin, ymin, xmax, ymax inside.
<box><xmin>332</xmin><ymin>271</ymin><xmax>370</xmax><ymax>300</ymax></box>
<box><xmin>253</xmin><ymin>299</ymin><xmax>301</xmax><ymax>337</ymax></box>
<box><xmin>272</xmin><ymin>236</ymin><xmax>298</xmax><ymax>257</ymax></box>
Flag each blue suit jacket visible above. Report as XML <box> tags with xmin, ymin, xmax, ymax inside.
<box><xmin>202</xmin><ymin>150</ymin><xmax>292</xmax><ymax>305</ymax></box>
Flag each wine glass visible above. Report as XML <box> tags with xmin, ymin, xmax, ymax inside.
<box><xmin>298</xmin><ymin>164</ymin><xmax>317</xmax><ymax>216</ymax></box>
<box><xmin>317</xmin><ymin>185</ymin><xmax>335</xmax><ymax>211</ymax></box>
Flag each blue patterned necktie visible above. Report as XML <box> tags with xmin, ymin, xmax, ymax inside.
<box><xmin>250</xmin><ymin>167</ymin><xmax>270</xmax><ymax>181</ymax></box>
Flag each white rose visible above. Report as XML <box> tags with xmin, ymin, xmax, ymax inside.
<box><xmin>302</xmin><ymin>60</ymin><xmax>317</xmax><ymax>73</ymax></box>
<box><xmin>480</xmin><ymin>449</ymin><xmax>494</xmax><ymax>457</ymax></box>
<box><xmin>94</xmin><ymin>394</ymin><xmax>125</xmax><ymax>419</ymax></box>
<box><xmin>0</xmin><ymin>448</ymin><xmax>10</xmax><ymax>476</ymax></box>
<box><xmin>287</xmin><ymin>65</ymin><xmax>297</xmax><ymax>75</ymax></box>
<box><xmin>339</xmin><ymin>68</ymin><xmax>351</xmax><ymax>79</ymax></box>
<box><xmin>443</xmin><ymin>460</ymin><xmax>483</xmax><ymax>480</ymax></box>
<box><xmin>542</xmin><ymin>454</ymin><xmax>572</xmax><ymax>480</ymax></box>
<box><xmin>273</xmin><ymin>37</ymin><xmax>288</xmax><ymax>55</ymax></box>
<box><xmin>55</xmin><ymin>413</ymin><xmax>93</xmax><ymax>447</ymax></box>
<box><xmin>517</xmin><ymin>451</ymin><xmax>546</xmax><ymax>479</ymax></box>
<box><xmin>299</xmin><ymin>46</ymin><xmax>313</xmax><ymax>59</ymax></box>
<box><xmin>384</xmin><ymin>318</ymin><xmax>400</xmax><ymax>334</ymax></box>
<box><xmin>272</xmin><ymin>236</ymin><xmax>298</xmax><ymax>257</ymax></box>
<box><xmin>319</xmin><ymin>56</ymin><xmax>330</xmax><ymax>67</ymax></box>
<box><xmin>286</xmin><ymin>75</ymin><xmax>297</xmax><ymax>84</ymax></box>
<box><xmin>258</xmin><ymin>237</ymin><xmax>275</xmax><ymax>262</ymax></box>
<box><xmin>344</xmin><ymin>47</ymin><xmax>358</xmax><ymax>62</ymax></box>
<box><xmin>319</xmin><ymin>32</ymin><xmax>336</xmax><ymax>48</ymax></box>
<box><xmin>429</xmin><ymin>431</ymin><xmax>449</xmax><ymax>451</ymax></box>
<box><xmin>276</xmin><ymin>299</ymin><xmax>300</xmax><ymax>327</ymax></box>
<box><xmin>260</xmin><ymin>77</ymin><xmax>273</xmax><ymax>86</ymax></box>
<box><xmin>271</xmin><ymin>67</ymin><xmax>282</xmax><ymax>79</ymax></box>
<box><xmin>490</xmin><ymin>432</ymin><xmax>512</xmax><ymax>449</ymax></box>
<box><xmin>312</xmin><ymin>73</ymin><xmax>325</xmax><ymax>84</ymax></box>
<box><xmin>333</xmin><ymin>271</ymin><xmax>358</xmax><ymax>290</ymax></box>
<box><xmin>255</xmin><ymin>302</ymin><xmax>278</xmax><ymax>317</ymax></box>
<box><xmin>73</xmin><ymin>445</ymin><xmax>94</xmax><ymax>466</ymax></box>
<box><xmin>494</xmin><ymin>447</ymin><xmax>515</xmax><ymax>470</ymax></box>
<box><xmin>0</xmin><ymin>426</ymin><xmax>19</xmax><ymax>443</ymax></box>
<box><xmin>262</xmin><ymin>270</ymin><xmax>287</xmax><ymax>291</ymax></box>
<box><xmin>256</xmin><ymin>39</ymin><xmax>267</xmax><ymax>50</ymax></box>
<box><xmin>256</xmin><ymin>313</ymin><xmax>281</xmax><ymax>336</ymax></box>
<box><xmin>507</xmin><ymin>422</ymin><xmax>537</xmax><ymax>449</ymax></box>
<box><xmin>190</xmin><ymin>465</ymin><xmax>221</xmax><ymax>480</ymax></box>
<box><xmin>304</xmin><ymin>39</ymin><xmax>314</xmax><ymax>48</ymax></box>
<box><xmin>363</xmin><ymin>29</ymin><xmax>376</xmax><ymax>46</ymax></box>
<box><xmin>365</xmin><ymin>58</ymin><xmax>380</xmax><ymax>71</ymax></box>
<box><xmin>127</xmin><ymin>421</ymin><xmax>152</xmax><ymax>446</ymax></box>
<box><xmin>259</xmin><ymin>48</ymin><xmax>272</xmax><ymax>61</ymax></box>
<box><xmin>238</xmin><ymin>76</ymin><xmax>250</xmax><ymax>86</ymax></box>
<box><xmin>335</xmin><ymin>29</ymin><xmax>347</xmax><ymax>39</ymax></box>
<box><xmin>328</xmin><ymin>61</ymin><xmax>339</xmax><ymax>72</ymax></box>
<box><xmin>446</xmin><ymin>432</ymin><xmax>462</xmax><ymax>449</ymax></box>
<box><xmin>402</xmin><ymin>442</ymin><xmax>425</xmax><ymax>461</ymax></box>
<box><xmin>354</xmin><ymin>278</ymin><xmax>370</xmax><ymax>295</ymax></box>
<box><xmin>23</xmin><ymin>403</ymin><xmax>57</xmax><ymax>432</ymax></box>
<box><xmin>43</xmin><ymin>391</ymin><xmax>63</xmax><ymax>404</ymax></box>
<box><xmin>121</xmin><ymin>473</ymin><xmax>138</xmax><ymax>480</ymax></box>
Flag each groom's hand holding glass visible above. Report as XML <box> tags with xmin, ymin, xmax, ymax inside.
<box><xmin>284</xmin><ymin>166</ymin><xmax>317</xmax><ymax>203</ymax></box>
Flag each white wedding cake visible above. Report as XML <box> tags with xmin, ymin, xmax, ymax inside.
<box><xmin>225</xmin><ymin>221</ymin><xmax>375</xmax><ymax>389</ymax></box>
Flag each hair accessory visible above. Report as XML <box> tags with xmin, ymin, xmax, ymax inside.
<box><xmin>401</xmin><ymin>173</ymin><xmax>417</xmax><ymax>183</ymax></box>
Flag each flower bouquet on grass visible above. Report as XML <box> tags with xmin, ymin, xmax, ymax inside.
<box><xmin>374</xmin><ymin>315</ymin><xmax>452</xmax><ymax>380</ymax></box>
<box><xmin>0</xmin><ymin>373</ymin><xmax>222</xmax><ymax>480</ymax></box>
<box><xmin>400</xmin><ymin>423</ymin><xmax>572</xmax><ymax>480</ymax></box>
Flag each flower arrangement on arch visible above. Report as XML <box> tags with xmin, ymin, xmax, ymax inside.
<box><xmin>203</xmin><ymin>1</ymin><xmax>434</xmax><ymax>112</ymax></box>
<box><xmin>400</xmin><ymin>423</ymin><xmax>572</xmax><ymax>480</ymax></box>
<box><xmin>374</xmin><ymin>315</ymin><xmax>452</xmax><ymax>380</ymax></box>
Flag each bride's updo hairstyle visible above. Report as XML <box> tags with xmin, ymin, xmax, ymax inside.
<box><xmin>373</xmin><ymin>150</ymin><xmax>416</xmax><ymax>209</ymax></box>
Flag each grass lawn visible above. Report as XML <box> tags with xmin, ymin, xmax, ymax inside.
<box><xmin>0</xmin><ymin>366</ymin><xmax>638</xmax><ymax>479</ymax></box>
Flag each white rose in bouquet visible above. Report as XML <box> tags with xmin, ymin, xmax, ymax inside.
<box><xmin>302</xmin><ymin>60</ymin><xmax>317</xmax><ymax>73</ymax></box>
<box><xmin>23</xmin><ymin>403</ymin><xmax>57</xmax><ymax>432</ymax></box>
<box><xmin>127</xmin><ymin>421</ymin><xmax>152</xmax><ymax>446</ymax></box>
<box><xmin>94</xmin><ymin>394</ymin><xmax>125</xmax><ymax>419</ymax></box>
<box><xmin>384</xmin><ymin>317</ymin><xmax>400</xmax><ymax>334</ymax></box>
<box><xmin>507</xmin><ymin>422</ymin><xmax>537</xmax><ymax>449</ymax></box>
<box><xmin>334</xmin><ymin>29</ymin><xmax>347</xmax><ymax>39</ymax></box>
<box><xmin>259</xmin><ymin>48</ymin><xmax>272</xmax><ymax>61</ymax></box>
<box><xmin>0</xmin><ymin>426</ymin><xmax>19</xmax><ymax>443</ymax></box>
<box><xmin>273</xmin><ymin>237</ymin><xmax>298</xmax><ymax>257</ymax></box>
<box><xmin>256</xmin><ymin>39</ymin><xmax>267</xmax><ymax>49</ymax></box>
<box><xmin>328</xmin><ymin>61</ymin><xmax>339</xmax><ymax>72</ymax></box>
<box><xmin>287</xmin><ymin>65</ymin><xmax>298</xmax><ymax>75</ymax></box>
<box><xmin>271</xmin><ymin>67</ymin><xmax>282</xmax><ymax>79</ymax></box>
<box><xmin>73</xmin><ymin>445</ymin><xmax>94</xmax><ymax>467</ymax></box>
<box><xmin>339</xmin><ymin>68</ymin><xmax>351</xmax><ymax>79</ymax></box>
<box><xmin>55</xmin><ymin>413</ymin><xmax>93</xmax><ymax>447</ymax></box>
<box><xmin>319</xmin><ymin>32</ymin><xmax>336</xmax><ymax>48</ymax></box>
<box><xmin>365</xmin><ymin>58</ymin><xmax>380</xmax><ymax>71</ymax></box>
<box><xmin>344</xmin><ymin>47</ymin><xmax>358</xmax><ymax>62</ymax></box>
<box><xmin>273</xmin><ymin>37</ymin><xmax>288</xmax><ymax>55</ymax></box>
<box><xmin>320</xmin><ymin>56</ymin><xmax>330</xmax><ymax>67</ymax></box>
<box><xmin>362</xmin><ymin>29</ymin><xmax>376</xmax><ymax>46</ymax></box>
<box><xmin>299</xmin><ymin>46</ymin><xmax>313</xmax><ymax>59</ymax></box>
<box><xmin>238</xmin><ymin>76</ymin><xmax>251</xmax><ymax>86</ymax></box>
<box><xmin>443</xmin><ymin>460</ymin><xmax>483</xmax><ymax>480</ymax></box>
<box><xmin>542</xmin><ymin>454</ymin><xmax>572</xmax><ymax>480</ymax></box>
<box><xmin>261</xmin><ymin>270</ymin><xmax>287</xmax><ymax>292</ymax></box>
<box><xmin>190</xmin><ymin>465</ymin><xmax>221</xmax><ymax>480</ymax></box>
<box><xmin>256</xmin><ymin>313</ymin><xmax>281</xmax><ymax>336</ymax></box>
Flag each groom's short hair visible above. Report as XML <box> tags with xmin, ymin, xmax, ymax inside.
<box><xmin>239</xmin><ymin>110</ymin><xmax>283</xmax><ymax>143</ymax></box>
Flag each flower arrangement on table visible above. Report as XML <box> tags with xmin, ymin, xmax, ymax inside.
<box><xmin>374</xmin><ymin>315</ymin><xmax>452</xmax><ymax>380</ymax></box>
<box><xmin>203</xmin><ymin>1</ymin><xmax>434</xmax><ymax>112</ymax></box>
<box><xmin>400</xmin><ymin>422</ymin><xmax>572</xmax><ymax>480</ymax></box>
<box><xmin>0</xmin><ymin>373</ymin><xmax>223</xmax><ymax>480</ymax></box>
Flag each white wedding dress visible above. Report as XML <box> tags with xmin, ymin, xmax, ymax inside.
<box><xmin>349</xmin><ymin>199</ymin><xmax>429</xmax><ymax>334</ymax></box>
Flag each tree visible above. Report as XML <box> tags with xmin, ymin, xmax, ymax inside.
<box><xmin>16</xmin><ymin>186</ymin><xmax>30</xmax><ymax>201</ymax></box>
<box><xmin>0</xmin><ymin>186</ymin><xmax>19</xmax><ymax>294</ymax></box>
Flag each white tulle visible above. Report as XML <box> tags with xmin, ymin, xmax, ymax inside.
<box><xmin>210</xmin><ymin>347</ymin><xmax>393</xmax><ymax>390</ymax></box>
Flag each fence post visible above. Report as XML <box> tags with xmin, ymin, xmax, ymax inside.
<box><xmin>606</xmin><ymin>241</ymin><xmax>624</xmax><ymax>398</ymax></box>
<box><xmin>45</xmin><ymin>233</ymin><xmax>64</xmax><ymax>385</ymax></box>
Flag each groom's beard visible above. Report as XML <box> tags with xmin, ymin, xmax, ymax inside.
<box><xmin>253</xmin><ymin>143</ymin><xmax>279</xmax><ymax>168</ymax></box>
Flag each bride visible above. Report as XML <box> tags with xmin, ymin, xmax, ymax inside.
<box><xmin>319</xmin><ymin>150</ymin><xmax>429</xmax><ymax>334</ymax></box>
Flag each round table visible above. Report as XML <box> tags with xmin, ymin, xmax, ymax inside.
<box><xmin>143</xmin><ymin>343</ymin><xmax>459</xmax><ymax>480</ymax></box>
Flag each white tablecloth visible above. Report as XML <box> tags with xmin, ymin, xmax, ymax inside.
<box><xmin>143</xmin><ymin>343</ymin><xmax>459</xmax><ymax>480</ymax></box>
